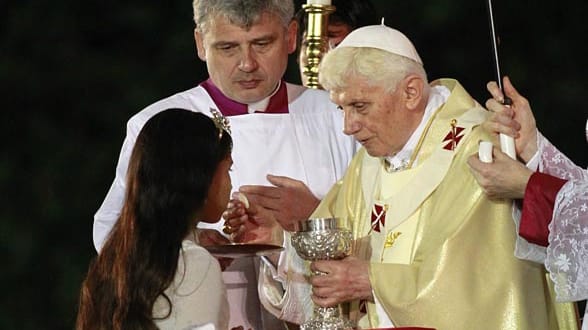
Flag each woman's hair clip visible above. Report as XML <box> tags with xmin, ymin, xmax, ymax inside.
<box><xmin>210</xmin><ymin>108</ymin><xmax>231</xmax><ymax>139</ymax></box>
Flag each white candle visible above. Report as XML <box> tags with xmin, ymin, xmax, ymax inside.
<box><xmin>307</xmin><ymin>0</ymin><xmax>331</xmax><ymax>5</ymax></box>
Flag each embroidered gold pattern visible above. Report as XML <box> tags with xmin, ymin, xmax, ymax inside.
<box><xmin>380</xmin><ymin>231</ymin><xmax>402</xmax><ymax>261</ymax></box>
<box><xmin>450</xmin><ymin>119</ymin><xmax>457</xmax><ymax>150</ymax></box>
<box><xmin>384</xmin><ymin>231</ymin><xmax>402</xmax><ymax>249</ymax></box>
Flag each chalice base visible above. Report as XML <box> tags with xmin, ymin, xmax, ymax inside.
<box><xmin>301</xmin><ymin>306</ymin><xmax>354</xmax><ymax>330</ymax></box>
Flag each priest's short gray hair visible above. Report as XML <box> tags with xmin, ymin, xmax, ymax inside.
<box><xmin>193</xmin><ymin>0</ymin><xmax>294</xmax><ymax>33</ymax></box>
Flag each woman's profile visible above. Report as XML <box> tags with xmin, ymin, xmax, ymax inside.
<box><xmin>76</xmin><ymin>108</ymin><xmax>233</xmax><ymax>330</ymax></box>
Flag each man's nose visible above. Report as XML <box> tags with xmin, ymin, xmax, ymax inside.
<box><xmin>238</xmin><ymin>48</ymin><xmax>258</xmax><ymax>72</ymax></box>
<box><xmin>343</xmin><ymin>110</ymin><xmax>360</xmax><ymax>136</ymax></box>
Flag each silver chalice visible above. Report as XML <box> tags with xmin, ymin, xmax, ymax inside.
<box><xmin>291</xmin><ymin>218</ymin><xmax>354</xmax><ymax>330</ymax></box>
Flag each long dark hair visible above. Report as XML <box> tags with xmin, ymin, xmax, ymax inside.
<box><xmin>76</xmin><ymin>109</ymin><xmax>232</xmax><ymax>330</ymax></box>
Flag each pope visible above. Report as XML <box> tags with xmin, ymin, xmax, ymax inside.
<box><xmin>254</xmin><ymin>24</ymin><xmax>579</xmax><ymax>329</ymax></box>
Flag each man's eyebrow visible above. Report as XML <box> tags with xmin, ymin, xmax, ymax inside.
<box><xmin>212</xmin><ymin>40</ymin><xmax>238</xmax><ymax>46</ymax></box>
<box><xmin>211</xmin><ymin>35</ymin><xmax>275</xmax><ymax>47</ymax></box>
<box><xmin>346</xmin><ymin>98</ymin><xmax>368</xmax><ymax>104</ymax></box>
<box><xmin>250</xmin><ymin>34</ymin><xmax>276</xmax><ymax>43</ymax></box>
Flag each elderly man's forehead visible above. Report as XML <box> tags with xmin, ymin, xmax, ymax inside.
<box><xmin>329</xmin><ymin>80</ymin><xmax>378</xmax><ymax>100</ymax></box>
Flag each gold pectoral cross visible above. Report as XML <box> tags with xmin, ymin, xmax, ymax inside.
<box><xmin>380</xmin><ymin>231</ymin><xmax>402</xmax><ymax>262</ymax></box>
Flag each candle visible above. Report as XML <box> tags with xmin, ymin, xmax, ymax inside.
<box><xmin>307</xmin><ymin>0</ymin><xmax>331</xmax><ymax>5</ymax></box>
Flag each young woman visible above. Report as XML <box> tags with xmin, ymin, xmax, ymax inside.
<box><xmin>76</xmin><ymin>109</ymin><xmax>233</xmax><ymax>330</ymax></box>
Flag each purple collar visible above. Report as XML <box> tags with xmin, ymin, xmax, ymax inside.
<box><xmin>200</xmin><ymin>79</ymin><xmax>289</xmax><ymax>116</ymax></box>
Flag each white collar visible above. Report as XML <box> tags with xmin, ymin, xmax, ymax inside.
<box><xmin>247</xmin><ymin>81</ymin><xmax>281</xmax><ymax>114</ymax></box>
<box><xmin>384</xmin><ymin>85</ymin><xmax>450</xmax><ymax>171</ymax></box>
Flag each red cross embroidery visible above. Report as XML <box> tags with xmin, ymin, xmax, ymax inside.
<box><xmin>371</xmin><ymin>204</ymin><xmax>387</xmax><ymax>233</ymax></box>
<box><xmin>442</xmin><ymin>126</ymin><xmax>465</xmax><ymax>150</ymax></box>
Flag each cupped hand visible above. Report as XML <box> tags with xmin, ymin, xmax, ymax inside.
<box><xmin>222</xmin><ymin>192</ymin><xmax>282</xmax><ymax>244</ymax></box>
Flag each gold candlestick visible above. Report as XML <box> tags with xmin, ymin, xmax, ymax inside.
<box><xmin>302</xmin><ymin>3</ymin><xmax>335</xmax><ymax>89</ymax></box>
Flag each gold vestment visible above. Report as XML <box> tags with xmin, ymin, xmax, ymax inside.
<box><xmin>312</xmin><ymin>79</ymin><xmax>578</xmax><ymax>329</ymax></box>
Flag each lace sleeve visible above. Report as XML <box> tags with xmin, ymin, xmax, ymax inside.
<box><xmin>514</xmin><ymin>132</ymin><xmax>588</xmax><ymax>301</ymax></box>
<box><xmin>545</xmin><ymin>179</ymin><xmax>588</xmax><ymax>302</ymax></box>
<box><xmin>537</xmin><ymin>132</ymin><xmax>588</xmax><ymax>301</ymax></box>
<box><xmin>538</xmin><ymin>132</ymin><xmax>587</xmax><ymax>181</ymax></box>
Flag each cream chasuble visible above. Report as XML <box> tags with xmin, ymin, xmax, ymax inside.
<box><xmin>311</xmin><ymin>79</ymin><xmax>578</xmax><ymax>329</ymax></box>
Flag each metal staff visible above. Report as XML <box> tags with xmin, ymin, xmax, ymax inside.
<box><xmin>486</xmin><ymin>0</ymin><xmax>516</xmax><ymax>159</ymax></box>
<box><xmin>486</xmin><ymin>0</ymin><xmax>511</xmax><ymax>104</ymax></box>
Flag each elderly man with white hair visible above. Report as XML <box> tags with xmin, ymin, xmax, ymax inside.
<box><xmin>250</xmin><ymin>24</ymin><xmax>579</xmax><ymax>329</ymax></box>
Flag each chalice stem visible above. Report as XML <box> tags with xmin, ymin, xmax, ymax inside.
<box><xmin>300</xmin><ymin>304</ymin><xmax>352</xmax><ymax>330</ymax></box>
<box><xmin>314</xmin><ymin>304</ymin><xmax>343</xmax><ymax>320</ymax></box>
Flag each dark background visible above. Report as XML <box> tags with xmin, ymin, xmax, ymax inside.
<box><xmin>2</xmin><ymin>0</ymin><xmax>586</xmax><ymax>329</ymax></box>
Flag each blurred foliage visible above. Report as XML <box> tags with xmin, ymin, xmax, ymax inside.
<box><xmin>1</xmin><ymin>0</ymin><xmax>586</xmax><ymax>329</ymax></box>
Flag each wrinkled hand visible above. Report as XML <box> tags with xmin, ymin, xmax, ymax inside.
<box><xmin>222</xmin><ymin>192</ymin><xmax>282</xmax><ymax>244</ymax></box>
<box><xmin>485</xmin><ymin>76</ymin><xmax>538</xmax><ymax>162</ymax></box>
<box><xmin>309</xmin><ymin>257</ymin><xmax>373</xmax><ymax>307</ymax></box>
<box><xmin>239</xmin><ymin>175</ymin><xmax>320</xmax><ymax>232</ymax></box>
<box><xmin>195</xmin><ymin>228</ymin><xmax>233</xmax><ymax>271</ymax></box>
<box><xmin>467</xmin><ymin>146</ymin><xmax>533</xmax><ymax>199</ymax></box>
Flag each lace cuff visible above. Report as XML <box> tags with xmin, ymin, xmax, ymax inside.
<box><xmin>545</xmin><ymin>179</ymin><xmax>588</xmax><ymax>302</ymax></box>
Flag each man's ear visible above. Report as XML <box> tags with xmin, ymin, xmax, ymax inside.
<box><xmin>286</xmin><ymin>19</ymin><xmax>298</xmax><ymax>54</ymax></box>
<box><xmin>194</xmin><ymin>29</ymin><xmax>206</xmax><ymax>61</ymax></box>
<box><xmin>403</xmin><ymin>74</ymin><xmax>425</xmax><ymax>110</ymax></box>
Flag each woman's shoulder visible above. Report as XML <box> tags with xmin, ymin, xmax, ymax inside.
<box><xmin>154</xmin><ymin>240</ymin><xmax>228</xmax><ymax>329</ymax></box>
<box><xmin>181</xmin><ymin>239</ymin><xmax>212</xmax><ymax>257</ymax></box>
<box><xmin>180</xmin><ymin>239</ymin><xmax>221</xmax><ymax>273</ymax></box>
<box><xmin>172</xmin><ymin>240</ymin><xmax>223</xmax><ymax>294</ymax></box>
